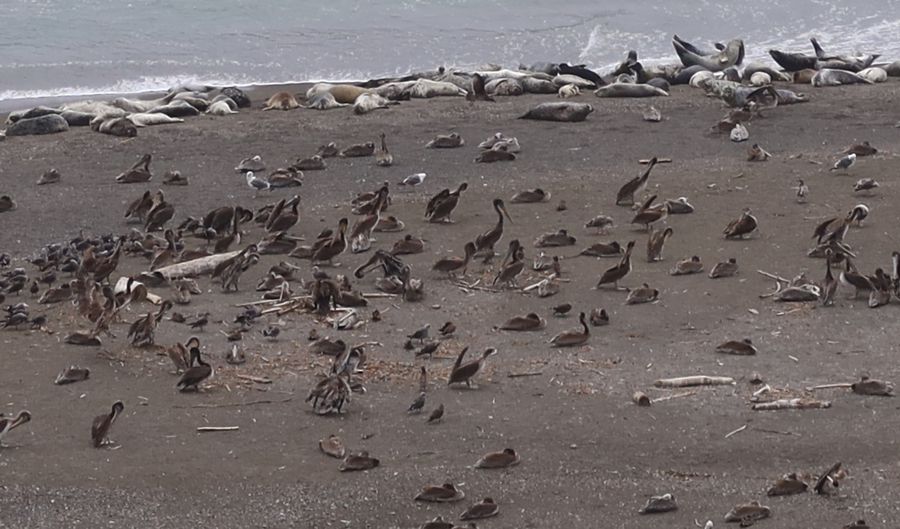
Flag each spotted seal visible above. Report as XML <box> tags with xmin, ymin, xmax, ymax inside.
<box><xmin>305</xmin><ymin>92</ymin><xmax>350</xmax><ymax>110</ymax></box>
<box><xmin>519</xmin><ymin>102</ymin><xmax>593</xmax><ymax>122</ymax></box>
<box><xmin>595</xmin><ymin>83</ymin><xmax>668</xmax><ymax>98</ymax></box>
<box><xmin>5</xmin><ymin>114</ymin><xmax>69</xmax><ymax>136</ymax></box>
<box><xmin>673</xmin><ymin>37</ymin><xmax>744</xmax><ymax>72</ymax></box>
<box><xmin>812</xmin><ymin>69</ymin><xmax>873</xmax><ymax>87</ymax></box>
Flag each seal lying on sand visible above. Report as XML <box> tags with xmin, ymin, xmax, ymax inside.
<box><xmin>263</xmin><ymin>92</ymin><xmax>301</xmax><ymax>111</ymax></box>
<box><xmin>552</xmin><ymin>74</ymin><xmax>596</xmax><ymax>89</ymax></box>
<box><xmin>673</xmin><ymin>37</ymin><xmax>744</xmax><ymax>72</ymax></box>
<box><xmin>305</xmin><ymin>92</ymin><xmax>350</xmax><ymax>110</ymax></box>
<box><xmin>93</xmin><ymin>116</ymin><xmax>137</xmax><ymax>137</ymax></box>
<box><xmin>519</xmin><ymin>102</ymin><xmax>593</xmax><ymax>122</ymax></box>
<box><xmin>812</xmin><ymin>69</ymin><xmax>873</xmax><ymax>87</ymax></box>
<box><xmin>6</xmin><ymin>106</ymin><xmax>60</xmax><ymax>123</ymax></box>
<box><xmin>595</xmin><ymin>83</ymin><xmax>668</xmax><ymax>98</ymax></box>
<box><xmin>206</xmin><ymin>99</ymin><xmax>238</xmax><ymax>115</ymax></box>
<box><xmin>221</xmin><ymin>87</ymin><xmax>251</xmax><ymax>108</ymax></box>
<box><xmin>60</xmin><ymin>110</ymin><xmax>94</xmax><ymax>126</ymax></box>
<box><xmin>858</xmin><ymin>67</ymin><xmax>887</xmax><ymax>83</ymax></box>
<box><xmin>5</xmin><ymin>114</ymin><xmax>69</xmax><ymax>136</ymax></box>
<box><xmin>558</xmin><ymin>63</ymin><xmax>606</xmax><ymax>86</ymax></box>
<box><xmin>770</xmin><ymin>39</ymin><xmax>878</xmax><ymax>72</ymax></box>
<box><xmin>306</xmin><ymin>84</ymin><xmax>370</xmax><ymax>104</ymax></box>
<box><xmin>129</xmin><ymin>113</ymin><xmax>185</xmax><ymax>127</ymax></box>
<box><xmin>409</xmin><ymin>79</ymin><xmax>467</xmax><ymax>98</ymax></box>
<box><xmin>486</xmin><ymin>78</ymin><xmax>523</xmax><ymax>96</ymax></box>
<box><xmin>150</xmin><ymin>100</ymin><xmax>200</xmax><ymax>117</ymax></box>
<box><xmin>353</xmin><ymin>93</ymin><xmax>397</xmax><ymax>115</ymax></box>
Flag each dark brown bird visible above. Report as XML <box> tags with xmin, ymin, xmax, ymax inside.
<box><xmin>91</xmin><ymin>401</ymin><xmax>124</xmax><ymax>448</ymax></box>
<box><xmin>0</xmin><ymin>410</ymin><xmax>31</xmax><ymax>447</ymax></box>
<box><xmin>460</xmin><ymin>498</ymin><xmax>500</xmax><ymax>520</ymax></box>
<box><xmin>723</xmin><ymin>208</ymin><xmax>758</xmax><ymax>239</ymax></box>
<box><xmin>616</xmin><ymin>157</ymin><xmax>658</xmax><ymax>205</ymax></box>
<box><xmin>177</xmin><ymin>345</ymin><xmax>213</xmax><ymax>392</ymax></box>
<box><xmin>843</xmin><ymin>141</ymin><xmax>877</xmax><ymax>156</ymax></box>
<box><xmin>438</xmin><ymin>321</ymin><xmax>456</xmax><ymax>337</ymax></box>
<box><xmin>426</xmin><ymin>182</ymin><xmax>468</xmax><ymax>223</ymax></box>
<box><xmin>596</xmin><ymin>240</ymin><xmax>635</xmax><ymax>289</ymax></box>
<box><xmin>312</xmin><ymin>218</ymin><xmax>348</xmax><ymax>265</ymax></box>
<box><xmin>630</xmin><ymin>194</ymin><xmax>669</xmax><ymax>231</ymax></box>
<box><xmin>475</xmin><ymin>199</ymin><xmax>512</xmax><ymax>261</ymax></box>
<box><xmin>266</xmin><ymin>195</ymin><xmax>301</xmax><ymax>233</ymax></box>
<box><xmin>432</xmin><ymin>242</ymin><xmax>476</xmax><ymax>277</ymax></box>
<box><xmin>448</xmin><ymin>347</ymin><xmax>497</xmax><ymax>388</ymax></box>
<box><xmin>427</xmin><ymin>403</ymin><xmax>445</xmax><ymax>423</ymax></box>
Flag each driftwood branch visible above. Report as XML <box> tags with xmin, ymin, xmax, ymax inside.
<box><xmin>174</xmin><ymin>397</ymin><xmax>292</xmax><ymax>409</ymax></box>
<box><xmin>654</xmin><ymin>376</ymin><xmax>735</xmax><ymax>388</ymax></box>
<box><xmin>751</xmin><ymin>398</ymin><xmax>832</xmax><ymax>411</ymax></box>
<box><xmin>152</xmin><ymin>251</ymin><xmax>241</xmax><ymax>280</ymax></box>
<box><xmin>650</xmin><ymin>390</ymin><xmax>697</xmax><ymax>402</ymax></box>
<box><xmin>806</xmin><ymin>383</ymin><xmax>853</xmax><ymax>391</ymax></box>
<box><xmin>197</xmin><ymin>426</ymin><xmax>240</xmax><ymax>432</ymax></box>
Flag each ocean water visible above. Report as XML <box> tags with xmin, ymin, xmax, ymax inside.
<box><xmin>1</xmin><ymin>0</ymin><xmax>898</xmax><ymax>104</ymax></box>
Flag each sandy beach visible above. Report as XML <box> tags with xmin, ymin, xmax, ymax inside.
<box><xmin>1</xmin><ymin>80</ymin><xmax>900</xmax><ymax>528</ymax></box>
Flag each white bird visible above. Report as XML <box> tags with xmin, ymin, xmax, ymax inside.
<box><xmin>399</xmin><ymin>173</ymin><xmax>426</xmax><ymax>186</ymax></box>
<box><xmin>831</xmin><ymin>153</ymin><xmax>856</xmax><ymax>171</ymax></box>
<box><xmin>795</xmin><ymin>178</ymin><xmax>809</xmax><ymax>203</ymax></box>
<box><xmin>245</xmin><ymin>171</ymin><xmax>271</xmax><ymax>191</ymax></box>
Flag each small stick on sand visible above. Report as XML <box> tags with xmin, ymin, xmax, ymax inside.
<box><xmin>175</xmin><ymin>398</ymin><xmax>292</xmax><ymax>409</ymax></box>
<box><xmin>650</xmin><ymin>390</ymin><xmax>697</xmax><ymax>403</ymax></box>
<box><xmin>508</xmin><ymin>371</ymin><xmax>543</xmax><ymax>378</ymax></box>
<box><xmin>806</xmin><ymin>382</ymin><xmax>853</xmax><ymax>391</ymax></box>
<box><xmin>725</xmin><ymin>424</ymin><xmax>747</xmax><ymax>438</ymax></box>
<box><xmin>751</xmin><ymin>398</ymin><xmax>831</xmax><ymax>411</ymax></box>
<box><xmin>654</xmin><ymin>376</ymin><xmax>735</xmax><ymax>388</ymax></box>
<box><xmin>757</xmin><ymin>270</ymin><xmax>792</xmax><ymax>284</ymax></box>
<box><xmin>236</xmin><ymin>374</ymin><xmax>272</xmax><ymax>384</ymax></box>
<box><xmin>362</xmin><ymin>292</ymin><xmax>398</xmax><ymax>298</ymax></box>
<box><xmin>639</xmin><ymin>158</ymin><xmax>673</xmax><ymax>164</ymax></box>
<box><xmin>197</xmin><ymin>426</ymin><xmax>240</xmax><ymax>432</ymax></box>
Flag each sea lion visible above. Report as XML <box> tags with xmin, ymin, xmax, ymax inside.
<box><xmin>670</xmin><ymin>65</ymin><xmax>707</xmax><ymax>85</ymax></box>
<box><xmin>520</xmin><ymin>62</ymin><xmax>560</xmax><ymax>75</ymax></box>
<box><xmin>485</xmin><ymin>78</ymin><xmax>524</xmax><ymax>96</ymax></box>
<box><xmin>206</xmin><ymin>100</ymin><xmax>238</xmax><ymax>115</ymax></box>
<box><xmin>61</xmin><ymin>101</ymin><xmax>125</xmax><ymax>118</ymax></box>
<box><xmin>60</xmin><ymin>110</ymin><xmax>94</xmax><ymax>126</ymax></box>
<box><xmin>170</xmin><ymin>92</ymin><xmax>209</xmax><ymax>110</ymax></box>
<box><xmin>306</xmin><ymin>83</ymin><xmax>370</xmax><ymax>104</ymax></box>
<box><xmin>742</xmin><ymin>63</ymin><xmax>790</xmax><ymax>82</ymax></box>
<box><xmin>552</xmin><ymin>74</ymin><xmax>596</xmax><ymax>88</ymax></box>
<box><xmin>112</xmin><ymin>97</ymin><xmax>164</xmax><ymax>113</ymax></box>
<box><xmin>557</xmin><ymin>84</ymin><xmax>580</xmax><ymax>98</ymax></box>
<box><xmin>646</xmin><ymin>78</ymin><xmax>671</xmax><ymax>92</ymax></box>
<box><xmin>129</xmin><ymin>113</ymin><xmax>184</xmax><ymax>127</ymax></box>
<box><xmin>557</xmin><ymin>63</ymin><xmax>606</xmax><ymax>86</ymax></box>
<box><xmin>887</xmin><ymin>60</ymin><xmax>900</xmax><ymax>77</ymax></box>
<box><xmin>521</xmin><ymin>76</ymin><xmax>557</xmax><ymax>94</ymax></box>
<box><xmin>263</xmin><ymin>92</ymin><xmax>301</xmax><ymax>111</ymax></box>
<box><xmin>353</xmin><ymin>93</ymin><xmax>396</xmax><ymax>115</ymax></box>
<box><xmin>97</xmin><ymin>117</ymin><xmax>137</xmax><ymax>137</ymax></box>
<box><xmin>768</xmin><ymin>49</ymin><xmax>818</xmax><ymax>72</ymax></box>
<box><xmin>749</xmin><ymin>72</ymin><xmax>771</xmax><ymax>86</ymax></box>
<box><xmin>409</xmin><ymin>79</ymin><xmax>467</xmax><ymax>98</ymax></box>
<box><xmin>6</xmin><ymin>106</ymin><xmax>60</xmax><ymax>123</ymax></box>
<box><xmin>305</xmin><ymin>92</ymin><xmax>350</xmax><ymax>110</ymax></box>
<box><xmin>812</xmin><ymin>69</ymin><xmax>872</xmax><ymax>87</ymax></box>
<box><xmin>150</xmin><ymin>100</ymin><xmax>201</xmax><ymax>117</ymax></box>
<box><xmin>519</xmin><ymin>102</ymin><xmax>593</xmax><ymax>122</ymax></box>
<box><xmin>595</xmin><ymin>83</ymin><xmax>668</xmax><ymax>98</ymax></box>
<box><xmin>674</xmin><ymin>38</ymin><xmax>744</xmax><ymax>72</ymax></box>
<box><xmin>5</xmin><ymin>114</ymin><xmax>69</xmax><ymax>136</ymax></box>
<box><xmin>219</xmin><ymin>87</ymin><xmax>250</xmax><ymax>108</ymax></box>
<box><xmin>858</xmin><ymin>67</ymin><xmax>887</xmax><ymax>83</ymax></box>
<box><xmin>792</xmin><ymin>69</ymin><xmax>818</xmax><ymax>84</ymax></box>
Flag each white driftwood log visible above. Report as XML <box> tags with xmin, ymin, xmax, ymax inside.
<box><xmin>150</xmin><ymin>251</ymin><xmax>240</xmax><ymax>280</ymax></box>
<box><xmin>751</xmin><ymin>398</ymin><xmax>831</xmax><ymax>411</ymax></box>
<box><xmin>654</xmin><ymin>376</ymin><xmax>735</xmax><ymax>388</ymax></box>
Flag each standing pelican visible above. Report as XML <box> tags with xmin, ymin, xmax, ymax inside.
<box><xmin>426</xmin><ymin>183</ymin><xmax>468</xmax><ymax>223</ymax></box>
<box><xmin>475</xmin><ymin>199</ymin><xmax>512</xmax><ymax>262</ymax></box>
<box><xmin>91</xmin><ymin>401</ymin><xmax>125</xmax><ymax>448</ymax></box>
<box><xmin>616</xmin><ymin>157</ymin><xmax>658</xmax><ymax>205</ymax></box>
<box><xmin>448</xmin><ymin>347</ymin><xmax>497</xmax><ymax>387</ymax></box>
<box><xmin>177</xmin><ymin>345</ymin><xmax>213</xmax><ymax>392</ymax></box>
<box><xmin>350</xmin><ymin>186</ymin><xmax>388</xmax><ymax>253</ymax></box>
<box><xmin>596</xmin><ymin>240</ymin><xmax>636</xmax><ymax>289</ymax></box>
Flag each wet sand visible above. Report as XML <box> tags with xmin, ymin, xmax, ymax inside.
<box><xmin>1</xmin><ymin>81</ymin><xmax>900</xmax><ymax>528</ymax></box>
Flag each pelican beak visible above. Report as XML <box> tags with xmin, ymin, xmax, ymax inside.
<box><xmin>501</xmin><ymin>204</ymin><xmax>513</xmax><ymax>224</ymax></box>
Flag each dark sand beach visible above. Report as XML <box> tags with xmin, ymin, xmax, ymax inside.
<box><xmin>1</xmin><ymin>81</ymin><xmax>900</xmax><ymax>528</ymax></box>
